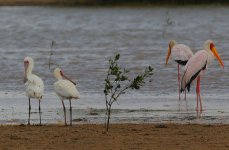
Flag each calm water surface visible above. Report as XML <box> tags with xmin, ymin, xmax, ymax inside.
<box><xmin>0</xmin><ymin>6</ymin><xmax>228</xmax><ymax>124</ymax></box>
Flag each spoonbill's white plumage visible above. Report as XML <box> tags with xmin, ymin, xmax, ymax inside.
<box><xmin>53</xmin><ymin>68</ymin><xmax>80</xmax><ymax>126</ymax></box>
<box><xmin>24</xmin><ymin>56</ymin><xmax>44</xmax><ymax>125</ymax></box>
<box><xmin>180</xmin><ymin>40</ymin><xmax>224</xmax><ymax>112</ymax></box>
<box><xmin>166</xmin><ymin>40</ymin><xmax>193</xmax><ymax>100</ymax></box>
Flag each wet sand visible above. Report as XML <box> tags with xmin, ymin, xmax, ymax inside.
<box><xmin>0</xmin><ymin>123</ymin><xmax>229</xmax><ymax>150</ymax></box>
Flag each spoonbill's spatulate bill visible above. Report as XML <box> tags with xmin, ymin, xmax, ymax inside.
<box><xmin>166</xmin><ymin>40</ymin><xmax>193</xmax><ymax>100</ymax></box>
<box><xmin>53</xmin><ymin>68</ymin><xmax>80</xmax><ymax>126</ymax></box>
<box><xmin>180</xmin><ymin>40</ymin><xmax>224</xmax><ymax>112</ymax></box>
<box><xmin>24</xmin><ymin>56</ymin><xmax>44</xmax><ymax>125</ymax></box>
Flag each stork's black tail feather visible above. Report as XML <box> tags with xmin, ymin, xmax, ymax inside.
<box><xmin>180</xmin><ymin>83</ymin><xmax>191</xmax><ymax>93</ymax></box>
<box><xmin>187</xmin><ymin>84</ymin><xmax>191</xmax><ymax>92</ymax></box>
<box><xmin>180</xmin><ymin>84</ymin><xmax>191</xmax><ymax>93</ymax></box>
<box><xmin>180</xmin><ymin>67</ymin><xmax>188</xmax><ymax>93</ymax></box>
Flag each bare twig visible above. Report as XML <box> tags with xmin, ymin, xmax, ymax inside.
<box><xmin>162</xmin><ymin>9</ymin><xmax>173</xmax><ymax>38</ymax></box>
<box><xmin>48</xmin><ymin>40</ymin><xmax>55</xmax><ymax>70</ymax></box>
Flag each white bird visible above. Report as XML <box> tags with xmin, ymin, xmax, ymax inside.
<box><xmin>24</xmin><ymin>56</ymin><xmax>44</xmax><ymax>125</ymax></box>
<box><xmin>53</xmin><ymin>68</ymin><xmax>80</xmax><ymax>126</ymax></box>
<box><xmin>166</xmin><ymin>40</ymin><xmax>193</xmax><ymax>100</ymax></box>
<box><xmin>180</xmin><ymin>40</ymin><xmax>224</xmax><ymax>112</ymax></box>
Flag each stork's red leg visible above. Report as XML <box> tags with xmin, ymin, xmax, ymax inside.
<box><xmin>197</xmin><ymin>76</ymin><xmax>202</xmax><ymax>112</ymax></box>
<box><xmin>196</xmin><ymin>78</ymin><xmax>199</xmax><ymax>111</ymax></box>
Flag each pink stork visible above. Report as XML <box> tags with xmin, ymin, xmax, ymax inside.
<box><xmin>166</xmin><ymin>40</ymin><xmax>193</xmax><ymax>100</ymax></box>
<box><xmin>180</xmin><ymin>40</ymin><xmax>224</xmax><ymax>112</ymax></box>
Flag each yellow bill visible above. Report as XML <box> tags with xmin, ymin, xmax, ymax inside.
<box><xmin>165</xmin><ymin>47</ymin><xmax>171</xmax><ymax>65</ymax></box>
<box><xmin>211</xmin><ymin>47</ymin><xmax>224</xmax><ymax>69</ymax></box>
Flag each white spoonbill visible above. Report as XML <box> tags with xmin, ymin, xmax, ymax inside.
<box><xmin>165</xmin><ymin>40</ymin><xmax>193</xmax><ymax>100</ymax></box>
<box><xmin>53</xmin><ymin>68</ymin><xmax>80</xmax><ymax>126</ymax></box>
<box><xmin>180</xmin><ymin>40</ymin><xmax>224</xmax><ymax>112</ymax></box>
<box><xmin>24</xmin><ymin>56</ymin><xmax>44</xmax><ymax>125</ymax></box>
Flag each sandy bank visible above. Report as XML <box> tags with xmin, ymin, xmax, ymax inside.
<box><xmin>0</xmin><ymin>123</ymin><xmax>229</xmax><ymax>150</ymax></box>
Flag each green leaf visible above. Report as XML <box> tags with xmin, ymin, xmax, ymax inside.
<box><xmin>121</xmin><ymin>75</ymin><xmax>128</xmax><ymax>81</ymax></box>
<box><xmin>117</xmin><ymin>84</ymin><xmax>121</xmax><ymax>88</ymax></box>
<box><xmin>115</xmin><ymin>53</ymin><xmax>120</xmax><ymax>61</ymax></box>
<box><xmin>104</xmin><ymin>89</ymin><xmax>108</xmax><ymax>95</ymax></box>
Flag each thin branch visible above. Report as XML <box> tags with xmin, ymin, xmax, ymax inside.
<box><xmin>48</xmin><ymin>40</ymin><xmax>55</xmax><ymax>70</ymax></box>
<box><xmin>103</xmin><ymin>53</ymin><xmax>154</xmax><ymax>132</ymax></box>
<box><xmin>111</xmin><ymin>85</ymin><xmax>129</xmax><ymax>105</ymax></box>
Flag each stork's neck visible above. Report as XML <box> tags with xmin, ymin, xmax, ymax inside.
<box><xmin>170</xmin><ymin>42</ymin><xmax>176</xmax><ymax>49</ymax></box>
<box><xmin>205</xmin><ymin>48</ymin><xmax>214</xmax><ymax>65</ymax></box>
<box><xmin>169</xmin><ymin>40</ymin><xmax>177</xmax><ymax>49</ymax></box>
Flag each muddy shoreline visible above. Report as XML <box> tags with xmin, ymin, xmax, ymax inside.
<box><xmin>1</xmin><ymin>123</ymin><xmax>229</xmax><ymax>150</ymax></box>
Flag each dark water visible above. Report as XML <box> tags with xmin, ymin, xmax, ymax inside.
<box><xmin>0</xmin><ymin>6</ymin><xmax>228</xmax><ymax>124</ymax></box>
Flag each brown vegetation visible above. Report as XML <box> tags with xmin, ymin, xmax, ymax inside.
<box><xmin>0</xmin><ymin>0</ymin><xmax>228</xmax><ymax>6</ymax></box>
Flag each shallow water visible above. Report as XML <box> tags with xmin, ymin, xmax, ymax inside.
<box><xmin>0</xmin><ymin>6</ymin><xmax>228</xmax><ymax>124</ymax></box>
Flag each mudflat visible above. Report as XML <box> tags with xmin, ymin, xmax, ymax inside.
<box><xmin>0</xmin><ymin>123</ymin><xmax>229</xmax><ymax>150</ymax></box>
